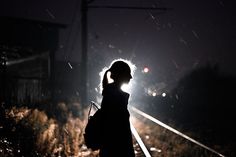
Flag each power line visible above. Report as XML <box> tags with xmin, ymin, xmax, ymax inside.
<box><xmin>88</xmin><ymin>5</ymin><xmax>170</xmax><ymax>11</ymax></box>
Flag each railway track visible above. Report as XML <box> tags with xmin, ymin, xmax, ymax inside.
<box><xmin>130</xmin><ymin>106</ymin><xmax>226</xmax><ymax>157</ymax></box>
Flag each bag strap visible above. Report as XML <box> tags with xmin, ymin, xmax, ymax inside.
<box><xmin>88</xmin><ymin>101</ymin><xmax>101</xmax><ymax>119</ymax></box>
<box><xmin>91</xmin><ymin>101</ymin><xmax>101</xmax><ymax>110</ymax></box>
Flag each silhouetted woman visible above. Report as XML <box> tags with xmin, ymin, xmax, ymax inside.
<box><xmin>99</xmin><ymin>60</ymin><xmax>135</xmax><ymax>157</ymax></box>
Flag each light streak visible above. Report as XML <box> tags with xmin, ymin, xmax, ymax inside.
<box><xmin>46</xmin><ymin>9</ymin><xmax>55</xmax><ymax>19</ymax></box>
<box><xmin>179</xmin><ymin>37</ymin><xmax>188</xmax><ymax>46</ymax></box>
<box><xmin>6</xmin><ymin>53</ymin><xmax>49</xmax><ymax>66</ymax></box>
<box><xmin>172</xmin><ymin>59</ymin><xmax>179</xmax><ymax>69</ymax></box>
<box><xmin>130</xmin><ymin>123</ymin><xmax>152</xmax><ymax>157</ymax></box>
<box><xmin>131</xmin><ymin>106</ymin><xmax>226</xmax><ymax>157</ymax></box>
<box><xmin>68</xmin><ymin>62</ymin><xmax>73</xmax><ymax>69</ymax></box>
<box><xmin>192</xmin><ymin>30</ymin><xmax>199</xmax><ymax>39</ymax></box>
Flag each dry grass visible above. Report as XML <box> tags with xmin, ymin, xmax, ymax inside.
<box><xmin>2</xmin><ymin>105</ymin><xmax>99</xmax><ymax>157</ymax></box>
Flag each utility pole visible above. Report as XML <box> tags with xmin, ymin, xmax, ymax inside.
<box><xmin>0</xmin><ymin>51</ymin><xmax>7</xmax><ymax>105</ymax></box>
<box><xmin>81</xmin><ymin>0</ymin><xmax>88</xmax><ymax>108</ymax></box>
<box><xmin>80</xmin><ymin>0</ymin><xmax>170</xmax><ymax>108</ymax></box>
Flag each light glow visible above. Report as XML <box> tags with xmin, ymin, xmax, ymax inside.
<box><xmin>152</xmin><ymin>92</ymin><xmax>157</xmax><ymax>97</ymax></box>
<box><xmin>99</xmin><ymin>58</ymin><xmax>136</xmax><ymax>93</ymax></box>
<box><xmin>143</xmin><ymin>67</ymin><xmax>149</xmax><ymax>73</ymax></box>
<box><xmin>121</xmin><ymin>83</ymin><xmax>131</xmax><ymax>93</ymax></box>
<box><xmin>162</xmin><ymin>92</ymin><xmax>166</xmax><ymax>97</ymax></box>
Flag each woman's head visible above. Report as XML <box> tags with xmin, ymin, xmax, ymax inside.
<box><xmin>102</xmin><ymin>59</ymin><xmax>133</xmax><ymax>90</ymax></box>
<box><xmin>109</xmin><ymin>60</ymin><xmax>132</xmax><ymax>83</ymax></box>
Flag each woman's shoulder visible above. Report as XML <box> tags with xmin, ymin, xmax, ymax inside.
<box><xmin>121</xmin><ymin>90</ymin><xmax>130</xmax><ymax>99</ymax></box>
<box><xmin>103</xmin><ymin>83</ymin><xmax>129</xmax><ymax>98</ymax></box>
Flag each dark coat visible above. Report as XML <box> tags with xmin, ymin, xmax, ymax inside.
<box><xmin>100</xmin><ymin>83</ymin><xmax>135</xmax><ymax>157</ymax></box>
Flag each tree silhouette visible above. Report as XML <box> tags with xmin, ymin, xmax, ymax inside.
<box><xmin>171</xmin><ymin>63</ymin><xmax>236</xmax><ymax>151</ymax></box>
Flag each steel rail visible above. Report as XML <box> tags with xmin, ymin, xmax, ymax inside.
<box><xmin>131</xmin><ymin>106</ymin><xmax>226</xmax><ymax>157</ymax></box>
<box><xmin>130</xmin><ymin>122</ymin><xmax>152</xmax><ymax>157</ymax></box>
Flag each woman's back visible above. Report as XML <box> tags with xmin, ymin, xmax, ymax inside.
<box><xmin>99</xmin><ymin>59</ymin><xmax>135</xmax><ymax>157</ymax></box>
<box><xmin>100</xmin><ymin>83</ymin><xmax>134</xmax><ymax>157</ymax></box>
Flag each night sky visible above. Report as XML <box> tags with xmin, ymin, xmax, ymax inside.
<box><xmin>1</xmin><ymin>0</ymin><xmax>236</xmax><ymax>89</ymax></box>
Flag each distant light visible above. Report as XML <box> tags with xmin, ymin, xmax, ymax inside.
<box><xmin>143</xmin><ymin>67</ymin><xmax>149</xmax><ymax>73</ymax></box>
<box><xmin>162</xmin><ymin>93</ymin><xmax>166</xmax><ymax>97</ymax></box>
<box><xmin>147</xmin><ymin>88</ymin><xmax>152</xmax><ymax>96</ymax></box>
<box><xmin>108</xmin><ymin>44</ymin><xmax>115</xmax><ymax>49</ymax></box>
<box><xmin>152</xmin><ymin>92</ymin><xmax>157</xmax><ymax>97</ymax></box>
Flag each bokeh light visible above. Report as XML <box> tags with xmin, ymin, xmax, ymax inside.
<box><xmin>143</xmin><ymin>67</ymin><xmax>149</xmax><ymax>73</ymax></box>
<box><xmin>162</xmin><ymin>93</ymin><xmax>166</xmax><ymax>97</ymax></box>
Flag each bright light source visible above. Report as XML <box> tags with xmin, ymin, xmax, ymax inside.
<box><xmin>143</xmin><ymin>67</ymin><xmax>149</xmax><ymax>73</ymax></box>
<box><xmin>162</xmin><ymin>93</ymin><xmax>166</xmax><ymax>97</ymax></box>
<box><xmin>121</xmin><ymin>83</ymin><xmax>131</xmax><ymax>93</ymax></box>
